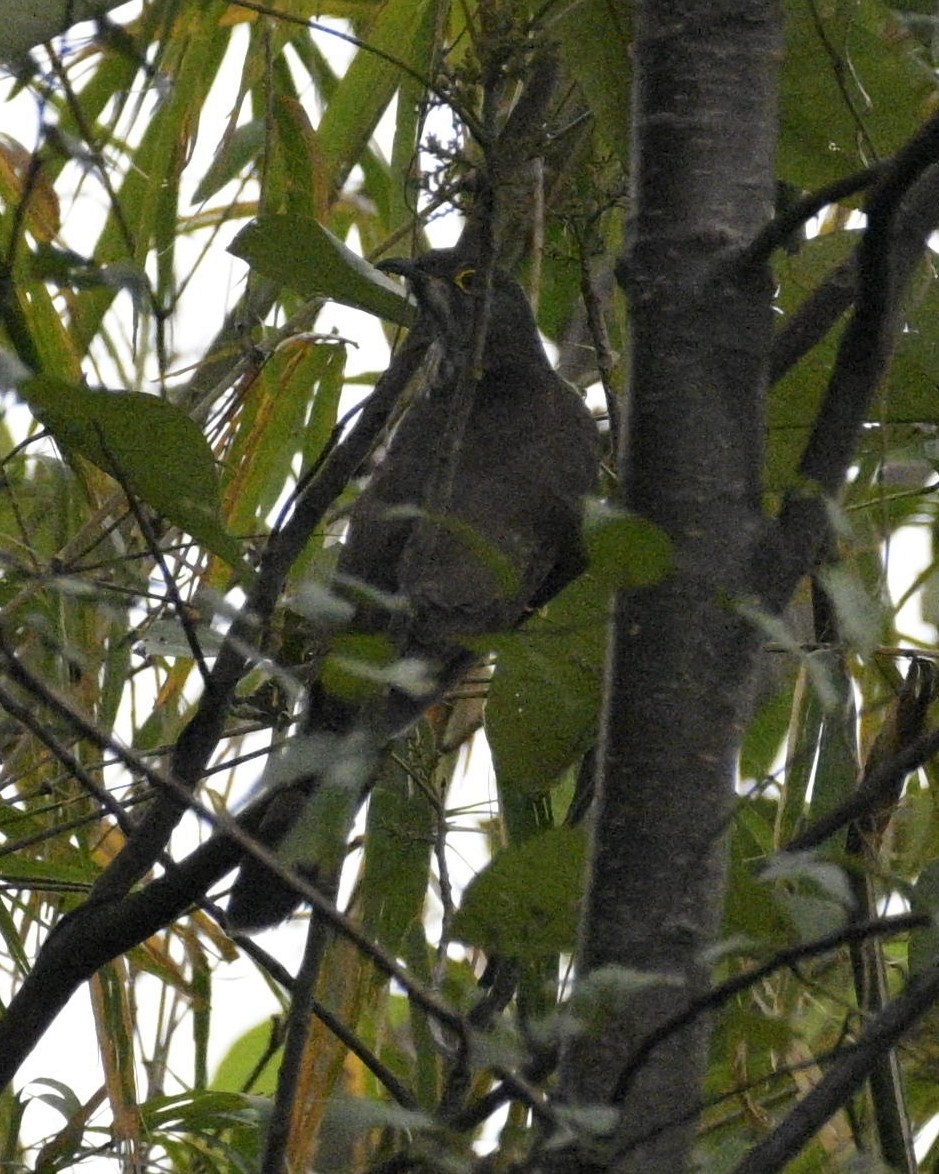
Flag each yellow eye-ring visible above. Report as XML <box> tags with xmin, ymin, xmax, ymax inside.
<box><xmin>453</xmin><ymin>266</ymin><xmax>477</xmax><ymax>292</ymax></box>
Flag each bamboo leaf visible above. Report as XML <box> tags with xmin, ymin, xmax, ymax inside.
<box><xmin>230</xmin><ymin>212</ymin><xmax>412</xmax><ymax>323</ymax></box>
<box><xmin>452</xmin><ymin>826</ymin><xmax>587</xmax><ymax>958</ymax></box>
<box><xmin>17</xmin><ymin>376</ymin><xmax>241</xmax><ymax>566</ymax></box>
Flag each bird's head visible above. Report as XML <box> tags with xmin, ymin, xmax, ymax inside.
<box><xmin>377</xmin><ymin>247</ymin><xmax>548</xmax><ymax>374</ymax></box>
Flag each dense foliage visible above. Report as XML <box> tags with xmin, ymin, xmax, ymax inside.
<box><xmin>3</xmin><ymin>2</ymin><xmax>939</xmax><ymax>1171</ymax></box>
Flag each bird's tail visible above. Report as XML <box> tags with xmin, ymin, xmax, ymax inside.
<box><xmin>225</xmin><ymin>725</ymin><xmax>378</xmax><ymax>932</ymax></box>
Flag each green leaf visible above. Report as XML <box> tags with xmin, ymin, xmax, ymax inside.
<box><xmin>192</xmin><ymin>119</ymin><xmax>265</xmax><ymax>204</ymax></box>
<box><xmin>884</xmin><ymin>271</ymin><xmax>939</xmax><ymax>423</ymax></box>
<box><xmin>69</xmin><ymin>2</ymin><xmax>232</xmax><ymax>351</ymax></box>
<box><xmin>769</xmin><ymin>227</ymin><xmax>939</xmax><ymax>497</ymax></box>
<box><xmin>211</xmin><ymin>1023</ymin><xmax>282</xmax><ymax>1096</ymax></box>
<box><xmin>268</xmin><ymin>93</ymin><xmax>323</xmax><ymax>223</ymax></box>
<box><xmin>486</xmin><ymin>572</ymin><xmax>604</xmax><ymax>799</ymax></box>
<box><xmin>762</xmin><ymin>850</ymin><xmax>854</xmax><ymax>905</ymax></box>
<box><xmin>768</xmin><ymin>230</ymin><xmax>855</xmax><ymax>493</ymax></box>
<box><xmin>16</xmin><ymin>376</ymin><xmax>242</xmax><ymax>567</ymax></box>
<box><xmin>360</xmin><ymin>740</ymin><xmax>435</xmax><ymax>953</ymax></box>
<box><xmin>816</xmin><ymin>562</ymin><xmax>884</xmax><ymax>656</ymax></box>
<box><xmin>0</xmin><ymin>847</ymin><xmax>97</xmax><ymax>886</ymax></box>
<box><xmin>139</xmin><ymin>1089</ymin><xmax>264</xmax><ymax>1131</ymax></box>
<box><xmin>763</xmin><ymin>851</ymin><xmax>854</xmax><ymax>941</ymax></box>
<box><xmin>808</xmin><ymin>650</ymin><xmax>860</xmax><ymax>827</ymax></box>
<box><xmin>566</xmin><ymin>963</ymin><xmax>684</xmax><ymax>1039</ymax></box>
<box><xmin>452</xmin><ymin>826</ymin><xmax>587</xmax><ymax>958</ymax></box>
<box><xmin>554</xmin><ymin>1</ymin><xmax>632</xmax><ymax>162</ymax></box>
<box><xmin>229</xmin><ymin>213</ymin><xmax>413</xmax><ymax>324</ymax></box>
<box><xmin>774</xmin><ymin>657</ymin><xmax>827</xmax><ymax>845</ymax></box>
<box><xmin>261</xmin><ymin>732</ymin><xmax>374</xmax><ymax>876</ymax></box>
<box><xmin>583</xmin><ymin>500</ymin><xmax>673</xmax><ymax>590</ymax></box>
<box><xmin>30</xmin><ymin>1078</ymin><xmax>83</xmax><ymax>1120</ymax></box>
<box><xmin>313</xmin><ymin>0</ymin><xmax>441</xmax><ymax>197</ymax></box>
<box><xmin>739</xmin><ymin>661</ymin><xmax>800</xmax><ymax>786</ymax></box>
<box><xmin>319</xmin><ymin>1095</ymin><xmax>433</xmax><ymax>1140</ymax></box>
<box><xmin>779</xmin><ymin>0</ymin><xmax>933</xmax><ymax>190</ymax></box>
<box><xmin>724</xmin><ymin>801</ymin><xmax>796</xmax><ymax>943</ymax></box>
<box><xmin>221</xmin><ymin>339</ymin><xmax>347</xmax><ymax>538</ymax></box>
<box><xmin>484</xmin><ymin>503</ymin><xmax>666</xmax><ymax>810</ymax></box>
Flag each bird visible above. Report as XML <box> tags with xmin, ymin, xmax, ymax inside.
<box><xmin>225</xmin><ymin>242</ymin><xmax>600</xmax><ymax>932</ymax></box>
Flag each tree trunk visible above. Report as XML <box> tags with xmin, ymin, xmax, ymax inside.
<box><xmin>556</xmin><ymin>4</ymin><xmax>783</xmax><ymax>1170</ymax></box>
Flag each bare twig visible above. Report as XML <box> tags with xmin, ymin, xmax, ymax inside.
<box><xmin>609</xmin><ymin>912</ymin><xmax>928</xmax><ymax>1107</ymax></box>
<box><xmin>756</xmin><ymin>115</ymin><xmax>939</xmax><ymax>610</ymax></box>
<box><xmin>731</xmin><ymin>951</ymin><xmax>939</xmax><ymax>1174</ymax></box>
<box><xmin>261</xmin><ymin>906</ymin><xmax>338</xmax><ymax>1172</ymax></box>
<box><xmin>746</xmin><ymin>163</ymin><xmax>886</xmax><ymax>267</ymax></box>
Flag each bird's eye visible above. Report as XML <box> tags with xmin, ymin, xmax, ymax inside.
<box><xmin>453</xmin><ymin>266</ymin><xmax>477</xmax><ymax>292</ymax></box>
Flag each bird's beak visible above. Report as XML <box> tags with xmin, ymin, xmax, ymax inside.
<box><xmin>377</xmin><ymin>256</ymin><xmax>448</xmax><ymax>327</ymax></box>
<box><xmin>377</xmin><ymin>257</ymin><xmax>435</xmax><ymax>313</ymax></box>
<box><xmin>376</xmin><ymin>257</ymin><xmax>419</xmax><ymax>280</ymax></box>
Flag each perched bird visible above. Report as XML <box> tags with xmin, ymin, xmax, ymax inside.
<box><xmin>226</xmin><ymin>243</ymin><xmax>600</xmax><ymax>931</ymax></box>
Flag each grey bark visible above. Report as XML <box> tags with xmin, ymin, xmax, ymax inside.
<box><xmin>551</xmin><ymin>4</ymin><xmax>783</xmax><ymax>1171</ymax></box>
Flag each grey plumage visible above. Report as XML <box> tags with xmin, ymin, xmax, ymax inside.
<box><xmin>226</xmin><ymin>245</ymin><xmax>599</xmax><ymax>932</ymax></box>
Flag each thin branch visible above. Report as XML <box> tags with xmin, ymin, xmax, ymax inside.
<box><xmin>231</xmin><ymin>930</ymin><xmax>419</xmax><ymax>1110</ymax></box>
<box><xmin>769</xmin><ymin>255</ymin><xmax>856</xmax><ymax>385</ymax></box>
<box><xmin>755</xmin><ymin>114</ymin><xmax>939</xmax><ymax>611</ymax></box>
<box><xmin>579</xmin><ymin>256</ymin><xmax>620</xmax><ymax>451</ymax></box>
<box><xmin>609</xmin><ymin>1028</ymin><xmax>913</xmax><ymax>1171</ymax></box>
<box><xmin>731</xmin><ymin>952</ymin><xmax>939</xmax><ymax>1174</ymax></box>
<box><xmin>0</xmin><ymin>633</ymin><xmax>176</xmax><ymax>801</ymax></box>
<box><xmin>609</xmin><ymin>912</ymin><xmax>927</xmax><ymax>1106</ymax></box>
<box><xmin>769</xmin><ymin>163</ymin><xmax>939</xmax><ymax>390</ymax></box>
<box><xmin>0</xmin><ymin>688</ymin><xmax>469</xmax><ymax>1092</ymax></box>
<box><xmin>799</xmin><ymin>129</ymin><xmax>939</xmax><ymax>493</ymax></box>
<box><xmin>0</xmin><ymin>807</ymin><xmax>129</xmax><ymax>862</ymax></box>
<box><xmin>746</xmin><ymin>162</ymin><xmax>886</xmax><ymax>267</ymax></box>
<box><xmin>807</xmin><ymin>0</ymin><xmax>879</xmax><ymax>164</ymax></box>
<box><xmin>0</xmin><ymin>787</ymin><xmax>467</xmax><ymax>1091</ymax></box>
<box><xmin>786</xmin><ymin>720</ymin><xmax>939</xmax><ymax>853</ymax></box>
<box><xmin>95</xmin><ymin>433</ymin><xmax>212</xmax><ymax>688</ymax></box>
<box><xmin>261</xmin><ymin>909</ymin><xmax>337</xmax><ymax>1172</ymax></box>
